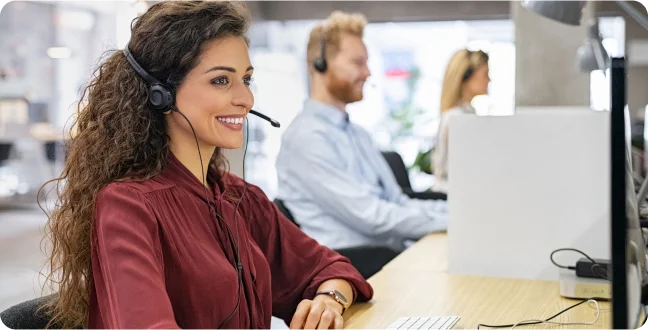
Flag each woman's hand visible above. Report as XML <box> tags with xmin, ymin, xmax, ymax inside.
<box><xmin>289</xmin><ymin>295</ymin><xmax>344</xmax><ymax>329</ymax></box>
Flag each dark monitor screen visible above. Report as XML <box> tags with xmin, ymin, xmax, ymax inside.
<box><xmin>611</xmin><ymin>56</ymin><xmax>646</xmax><ymax>329</ymax></box>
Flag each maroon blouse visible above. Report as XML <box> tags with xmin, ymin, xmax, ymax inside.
<box><xmin>87</xmin><ymin>154</ymin><xmax>373</xmax><ymax>328</ymax></box>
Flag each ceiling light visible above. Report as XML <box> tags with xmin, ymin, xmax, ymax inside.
<box><xmin>47</xmin><ymin>47</ymin><xmax>72</xmax><ymax>59</ymax></box>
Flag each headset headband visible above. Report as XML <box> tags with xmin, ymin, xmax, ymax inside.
<box><xmin>123</xmin><ymin>46</ymin><xmax>164</xmax><ymax>87</ymax></box>
<box><xmin>319</xmin><ymin>32</ymin><xmax>327</xmax><ymax>61</ymax></box>
<box><xmin>313</xmin><ymin>28</ymin><xmax>328</xmax><ymax>73</ymax></box>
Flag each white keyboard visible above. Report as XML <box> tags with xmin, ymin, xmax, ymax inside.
<box><xmin>388</xmin><ymin>316</ymin><xmax>460</xmax><ymax>330</ymax></box>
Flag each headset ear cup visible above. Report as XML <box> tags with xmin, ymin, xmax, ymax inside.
<box><xmin>314</xmin><ymin>57</ymin><xmax>327</xmax><ymax>73</ymax></box>
<box><xmin>149</xmin><ymin>84</ymin><xmax>173</xmax><ymax>112</ymax></box>
<box><xmin>462</xmin><ymin>67</ymin><xmax>474</xmax><ymax>82</ymax></box>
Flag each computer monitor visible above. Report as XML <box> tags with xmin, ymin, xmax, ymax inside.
<box><xmin>610</xmin><ymin>56</ymin><xmax>647</xmax><ymax>329</ymax></box>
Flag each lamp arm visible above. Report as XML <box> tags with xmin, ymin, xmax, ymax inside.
<box><xmin>616</xmin><ymin>0</ymin><xmax>648</xmax><ymax>32</ymax></box>
<box><xmin>637</xmin><ymin>173</ymin><xmax>648</xmax><ymax>206</ymax></box>
<box><xmin>591</xmin><ymin>38</ymin><xmax>608</xmax><ymax>73</ymax></box>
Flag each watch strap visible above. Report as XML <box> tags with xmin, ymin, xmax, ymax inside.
<box><xmin>315</xmin><ymin>290</ymin><xmax>349</xmax><ymax>313</ymax></box>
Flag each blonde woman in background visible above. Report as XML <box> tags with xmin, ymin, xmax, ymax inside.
<box><xmin>432</xmin><ymin>49</ymin><xmax>490</xmax><ymax>194</ymax></box>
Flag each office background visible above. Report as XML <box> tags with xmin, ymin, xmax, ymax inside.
<box><xmin>0</xmin><ymin>0</ymin><xmax>647</xmax><ymax>314</ymax></box>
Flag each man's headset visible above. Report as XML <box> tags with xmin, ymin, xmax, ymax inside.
<box><xmin>122</xmin><ymin>46</ymin><xmax>280</xmax><ymax>127</ymax></box>
<box><xmin>122</xmin><ymin>45</ymin><xmax>277</xmax><ymax>328</ymax></box>
<box><xmin>313</xmin><ymin>31</ymin><xmax>328</xmax><ymax>73</ymax></box>
<box><xmin>311</xmin><ymin>28</ymin><xmax>378</xmax><ymax>92</ymax></box>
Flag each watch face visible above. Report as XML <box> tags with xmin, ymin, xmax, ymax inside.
<box><xmin>333</xmin><ymin>290</ymin><xmax>348</xmax><ymax>304</ymax></box>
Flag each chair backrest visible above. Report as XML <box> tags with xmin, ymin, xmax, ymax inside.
<box><xmin>0</xmin><ymin>142</ymin><xmax>12</xmax><ymax>163</ymax></box>
<box><xmin>334</xmin><ymin>245</ymin><xmax>400</xmax><ymax>279</ymax></box>
<box><xmin>0</xmin><ymin>294</ymin><xmax>61</xmax><ymax>329</ymax></box>
<box><xmin>381</xmin><ymin>151</ymin><xmax>412</xmax><ymax>190</ymax></box>
<box><xmin>273</xmin><ymin>199</ymin><xmax>299</xmax><ymax>228</ymax></box>
<box><xmin>44</xmin><ymin>141</ymin><xmax>66</xmax><ymax>163</ymax></box>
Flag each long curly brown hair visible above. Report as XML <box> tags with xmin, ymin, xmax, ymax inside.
<box><xmin>38</xmin><ymin>2</ymin><xmax>251</xmax><ymax>328</ymax></box>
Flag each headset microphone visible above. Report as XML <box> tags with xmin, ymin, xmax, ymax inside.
<box><xmin>249</xmin><ymin>109</ymin><xmax>280</xmax><ymax>128</ymax></box>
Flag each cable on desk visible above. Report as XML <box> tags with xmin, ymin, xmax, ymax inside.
<box><xmin>476</xmin><ymin>298</ymin><xmax>602</xmax><ymax>329</ymax></box>
<box><xmin>588</xmin><ymin>299</ymin><xmax>611</xmax><ymax>311</ymax></box>
<box><xmin>550</xmin><ymin>248</ymin><xmax>609</xmax><ymax>280</ymax></box>
<box><xmin>510</xmin><ymin>300</ymin><xmax>600</xmax><ymax>329</ymax></box>
<box><xmin>550</xmin><ymin>248</ymin><xmax>595</xmax><ymax>269</ymax></box>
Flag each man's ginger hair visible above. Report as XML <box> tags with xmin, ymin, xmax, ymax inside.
<box><xmin>306</xmin><ymin>11</ymin><xmax>367</xmax><ymax>74</ymax></box>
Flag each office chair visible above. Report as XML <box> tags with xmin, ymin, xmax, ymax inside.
<box><xmin>273</xmin><ymin>199</ymin><xmax>300</xmax><ymax>228</ymax></box>
<box><xmin>0</xmin><ymin>142</ymin><xmax>12</xmax><ymax>164</ymax></box>
<box><xmin>331</xmin><ymin>245</ymin><xmax>399</xmax><ymax>279</ymax></box>
<box><xmin>381</xmin><ymin>151</ymin><xmax>447</xmax><ymax>201</ymax></box>
<box><xmin>273</xmin><ymin>199</ymin><xmax>399</xmax><ymax>279</ymax></box>
<box><xmin>44</xmin><ymin>141</ymin><xmax>66</xmax><ymax>163</ymax></box>
<box><xmin>0</xmin><ymin>294</ymin><xmax>62</xmax><ymax>329</ymax></box>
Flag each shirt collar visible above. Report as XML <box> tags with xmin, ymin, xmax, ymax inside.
<box><xmin>162</xmin><ymin>152</ymin><xmax>224</xmax><ymax>202</ymax></box>
<box><xmin>304</xmin><ymin>99</ymin><xmax>350</xmax><ymax>129</ymax></box>
<box><xmin>459</xmin><ymin>101</ymin><xmax>476</xmax><ymax>112</ymax></box>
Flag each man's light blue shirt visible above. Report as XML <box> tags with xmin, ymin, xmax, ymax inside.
<box><xmin>276</xmin><ymin>99</ymin><xmax>448</xmax><ymax>251</ymax></box>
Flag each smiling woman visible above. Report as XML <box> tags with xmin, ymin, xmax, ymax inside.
<box><xmin>39</xmin><ymin>1</ymin><xmax>372</xmax><ymax>329</ymax></box>
<box><xmin>169</xmin><ymin>35</ymin><xmax>255</xmax><ymax>167</ymax></box>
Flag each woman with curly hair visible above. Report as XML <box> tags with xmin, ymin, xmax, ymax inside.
<box><xmin>41</xmin><ymin>1</ymin><xmax>372</xmax><ymax>329</ymax></box>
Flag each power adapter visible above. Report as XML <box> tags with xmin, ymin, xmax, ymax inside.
<box><xmin>575</xmin><ymin>258</ymin><xmax>610</xmax><ymax>280</ymax></box>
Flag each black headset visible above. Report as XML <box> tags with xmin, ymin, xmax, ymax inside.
<box><xmin>461</xmin><ymin>50</ymin><xmax>475</xmax><ymax>82</ymax></box>
<box><xmin>123</xmin><ymin>46</ymin><xmax>280</xmax><ymax>129</ymax></box>
<box><xmin>461</xmin><ymin>49</ymin><xmax>489</xmax><ymax>82</ymax></box>
<box><xmin>123</xmin><ymin>46</ymin><xmax>175</xmax><ymax>112</ymax></box>
<box><xmin>313</xmin><ymin>31</ymin><xmax>328</xmax><ymax>73</ymax></box>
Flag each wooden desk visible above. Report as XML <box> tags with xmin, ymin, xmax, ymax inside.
<box><xmin>345</xmin><ymin>234</ymin><xmax>611</xmax><ymax>329</ymax></box>
<box><xmin>382</xmin><ymin>233</ymin><xmax>448</xmax><ymax>272</ymax></box>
